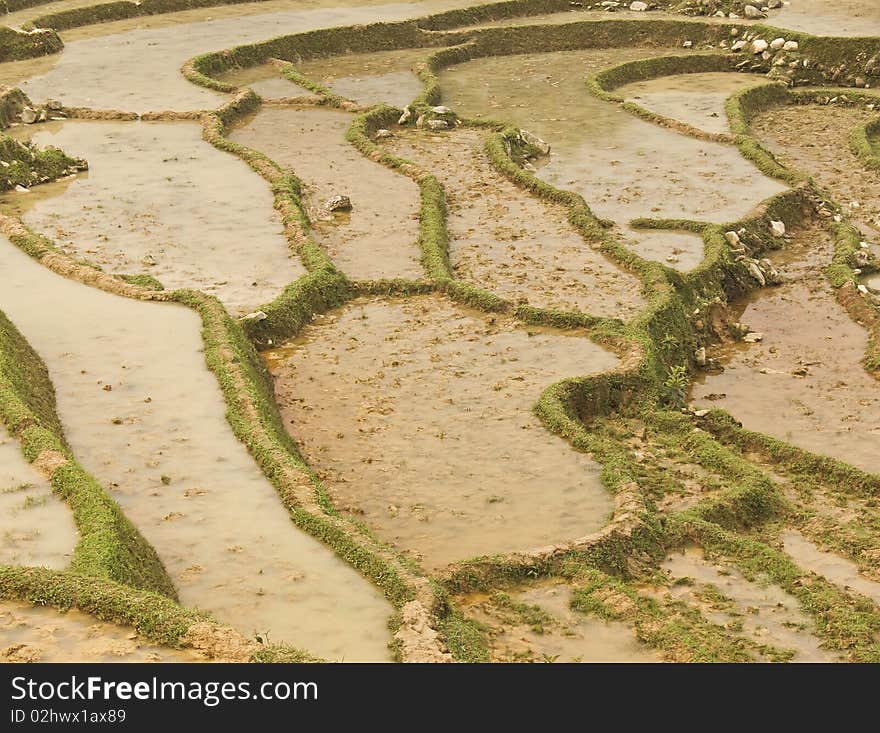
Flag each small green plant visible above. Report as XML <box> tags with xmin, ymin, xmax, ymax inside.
<box><xmin>662</xmin><ymin>364</ymin><xmax>690</xmax><ymax>408</ymax></box>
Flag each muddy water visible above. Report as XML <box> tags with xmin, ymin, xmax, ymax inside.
<box><xmin>662</xmin><ymin>546</ymin><xmax>838</xmax><ymax>662</ymax></box>
<box><xmin>782</xmin><ymin>530</ymin><xmax>880</xmax><ymax>607</ymax></box>
<box><xmin>773</xmin><ymin>0</ymin><xmax>880</xmax><ymax>37</ymax></box>
<box><xmin>0</xmin><ymin>423</ymin><xmax>77</xmax><ymax>570</ymax></box>
<box><xmin>439</xmin><ymin>50</ymin><xmax>787</xmax><ymax>227</ymax></box>
<box><xmin>298</xmin><ymin>48</ymin><xmax>428</xmax><ymax>108</ymax></box>
<box><xmin>0</xmin><ymin>600</ymin><xmax>203</xmax><ymax>662</ymax></box>
<box><xmin>265</xmin><ymin>295</ymin><xmax>619</xmax><ymax>568</ymax></box>
<box><xmin>752</xmin><ymin>105</ymin><xmax>880</xmax><ymax>236</ymax></box>
<box><xmin>386</xmin><ymin>128</ymin><xmax>646</xmax><ymax>317</ymax></box>
<box><xmin>617</xmin><ymin>72</ymin><xmax>764</xmax><ymax>136</ymax></box>
<box><xmin>1</xmin><ymin>120</ymin><xmax>302</xmax><ymax>316</ymax></box>
<box><xmin>469</xmin><ymin>9</ymin><xmax>737</xmax><ymax>29</ymax></box>
<box><xmin>619</xmin><ymin>227</ymin><xmax>704</xmax><ymax>271</ymax></box>
<box><xmin>0</xmin><ymin>238</ymin><xmax>393</xmax><ymax>660</ymax></box>
<box><xmin>0</xmin><ymin>1</ymin><xmax>473</xmax><ymax>112</ymax></box>
<box><xmin>216</xmin><ymin>63</ymin><xmax>317</xmax><ymax>99</ymax></box>
<box><xmin>694</xmin><ymin>225</ymin><xmax>880</xmax><ymax>475</ymax></box>
<box><xmin>230</xmin><ymin>106</ymin><xmax>422</xmax><ymax>280</ymax></box>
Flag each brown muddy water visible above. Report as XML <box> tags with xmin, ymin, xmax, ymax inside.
<box><xmin>1</xmin><ymin>119</ymin><xmax>302</xmax><ymax>316</ymax></box>
<box><xmin>229</xmin><ymin>106</ymin><xmax>423</xmax><ymax>280</ymax></box>
<box><xmin>0</xmin><ymin>423</ymin><xmax>77</xmax><ymax>570</ymax></box>
<box><xmin>215</xmin><ymin>63</ymin><xmax>318</xmax><ymax>99</ymax></box>
<box><xmin>385</xmin><ymin>127</ymin><xmax>646</xmax><ymax>317</ymax></box>
<box><xmin>297</xmin><ymin>48</ymin><xmax>428</xmax><ymax>109</ymax></box>
<box><xmin>782</xmin><ymin>529</ymin><xmax>880</xmax><ymax>607</ymax></box>
<box><xmin>617</xmin><ymin>72</ymin><xmax>764</xmax><ymax>136</ymax></box>
<box><xmin>661</xmin><ymin>546</ymin><xmax>839</xmax><ymax>662</ymax></box>
<box><xmin>772</xmin><ymin>0</ymin><xmax>880</xmax><ymax>37</ymax></box>
<box><xmin>438</xmin><ymin>49</ymin><xmax>787</xmax><ymax>227</ymax></box>
<box><xmin>264</xmin><ymin>295</ymin><xmax>620</xmax><ymax>569</ymax></box>
<box><xmin>752</xmin><ymin>104</ymin><xmax>880</xmax><ymax>237</ymax></box>
<box><xmin>0</xmin><ymin>238</ymin><xmax>393</xmax><ymax>660</ymax></box>
<box><xmin>0</xmin><ymin>600</ymin><xmax>203</xmax><ymax>662</ymax></box>
<box><xmin>0</xmin><ymin>0</ymin><xmax>474</xmax><ymax>112</ymax></box>
<box><xmin>459</xmin><ymin>583</ymin><xmax>660</xmax><ymax>663</ymax></box>
<box><xmin>694</xmin><ymin>224</ymin><xmax>880</xmax><ymax>475</ymax></box>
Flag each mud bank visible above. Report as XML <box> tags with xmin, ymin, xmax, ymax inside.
<box><xmin>216</xmin><ymin>62</ymin><xmax>317</xmax><ymax>98</ymax></box>
<box><xmin>230</xmin><ymin>106</ymin><xmax>422</xmax><ymax>280</ymax></box>
<box><xmin>439</xmin><ymin>49</ymin><xmax>787</xmax><ymax>226</ymax></box>
<box><xmin>2</xmin><ymin>119</ymin><xmax>302</xmax><ymax>316</ymax></box>
<box><xmin>0</xmin><ymin>422</ymin><xmax>77</xmax><ymax>570</ymax></box>
<box><xmin>386</xmin><ymin>128</ymin><xmax>646</xmax><ymax>316</ymax></box>
<box><xmin>0</xmin><ymin>237</ymin><xmax>393</xmax><ymax>660</ymax></box>
<box><xmin>298</xmin><ymin>48</ymin><xmax>427</xmax><ymax>108</ymax></box>
<box><xmin>695</xmin><ymin>224</ymin><xmax>880</xmax><ymax>475</ymax></box>
<box><xmin>0</xmin><ymin>1</ymin><xmax>469</xmax><ymax>112</ymax></box>
<box><xmin>617</xmin><ymin>71</ymin><xmax>763</xmax><ymax>136</ymax></box>
<box><xmin>660</xmin><ymin>546</ymin><xmax>838</xmax><ymax>662</ymax></box>
<box><xmin>752</xmin><ymin>104</ymin><xmax>880</xmax><ymax>236</ymax></box>
<box><xmin>265</xmin><ymin>295</ymin><xmax>619</xmax><ymax>569</ymax></box>
<box><xmin>0</xmin><ymin>600</ymin><xmax>203</xmax><ymax>662</ymax></box>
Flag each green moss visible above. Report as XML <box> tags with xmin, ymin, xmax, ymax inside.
<box><xmin>437</xmin><ymin>610</ymin><xmax>490</xmax><ymax>662</ymax></box>
<box><xmin>0</xmin><ymin>26</ymin><xmax>61</xmax><ymax>62</ymax></box>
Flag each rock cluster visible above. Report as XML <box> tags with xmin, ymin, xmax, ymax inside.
<box><xmin>17</xmin><ymin>99</ymin><xmax>65</xmax><ymax>125</ymax></box>
<box><xmin>724</xmin><ymin>227</ymin><xmax>784</xmax><ymax>287</ymax></box>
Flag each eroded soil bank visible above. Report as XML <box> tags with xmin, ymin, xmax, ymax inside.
<box><xmin>0</xmin><ymin>600</ymin><xmax>202</xmax><ymax>662</ymax></box>
<box><xmin>230</xmin><ymin>106</ymin><xmax>422</xmax><ymax>280</ymax></box>
<box><xmin>385</xmin><ymin>127</ymin><xmax>646</xmax><ymax>317</ymax></box>
<box><xmin>265</xmin><ymin>295</ymin><xmax>619</xmax><ymax>569</ymax></box>
<box><xmin>752</xmin><ymin>104</ymin><xmax>880</xmax><ymax>236</ymax></box>
<box><xmin>439</xmin><ymin>49</ymin><xmax>786</xmax><ymax>235</ymax></box>
<box><xmin>695</xmin><ymin>224</ymin><xmax>880</xmax><ymax>474</ymax></box>
<box><xmin>617</xmin><ymin>71</ymin><xmax>764</xmax><ymax>136</ymax></box>
<box><xmin>297</xmin><ymin>48</ymin><xmax>428</xmax><ymax>108</ymax></box>
<box><xmin>0</xmin><ymin>237</ymin><xmax>393</xmax><ymax>660</ymax></box>
<box><xmin>0</xmin><ymin>422</ymin><xmax>77</xmax><ymax>570</ymax></box>
<box><xmin>2</xmin><ymin>120</ymin><xmax>302</xmax><ymax>316</ymax></box>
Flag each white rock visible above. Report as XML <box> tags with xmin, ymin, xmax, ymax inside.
<box><xmin>768</xmin><ymin>0</ymin><xmax>782</xmax><ymax>7</ymax></box>
<box><xmin>242</xmin><ymin>310</ymin><xmax>268</xmax><ymax>322</ymax></box>
<box><xmin>858</xmin><ymin>284</ymin><xmax>869</xmax><ymax>294</ymax></box>
<box><xmin>744</xmin><ymin>4</ymin><xmax>765</xmax><ymax>19</ymax></box>
<box><xmin>694</xmin><ymin>409</ymin><xmax>710</xmax><ymax>418</ymax></box>
<box><xmin>770</xmin><ymin>220</ymin><xmax>786</xmax><ymax>237</ymax></box>
<box><xmin>695</xmin><ymin>347</ymin><xmax>707</xmax><ymax>366</ymax></box>
<box><xmin>427</xmin><ymin>119</ymin><xmax>449</xmax><ymax>130</ymax></box>
<box><xmin>731</xmin><ymin>40</ymin><xmax>747</xmax><ymax>51</ymax></box>
<box><xmin>520</xmin><ymin>129</ymin><xmax>551</xmax><ymax>155</ymax></box>
<box><xmin>629</xmin><ymin>1</ymin><xmax>648</xmax><ymax>10</ymax></box>
<box><xmin>783</xmin><ymin>40</ymin><xmax>799</xmax><ymax>51</ymax></box>
<box><xmin>724</xmin><ymin>231</ymin><xmax>741</xmax><ymax>247</ymax></box>
<box><xmin>374</xmin><ymin>128</ymin><xmax>392</xmax><ymax>139</ymax></box>
<box><xmin>431</xmin><ymin>106</ymin><xmax>452</xmax><ymax>115</ymax></box>
<box><xmin>748</xmin><ymin>260</ymin><xmax>766</xmax><ymax>286</ymax></box>
<box><xmin>752</xmin><ymin>39</ymin><xmax>769</xmax><ymax>54</ymax></box>
<box><xmin>683</xmin><ymin>40</ymin><xmax>693</xmax><ymax>48</ymax></box>
<box><xmin>769</xmin><ymin>38</ymin><xmax>786</xmax><ymax>51</ymax></box>
<box><xmin>743</xmin><ymin>332</ymin><xmax>764</xmax><ymax>343</ymax></box>
<box><xmin>398</xmin><ymin>106</ymin><xmax>412</xmax><ymax>125</ymax></box>
<box><xmin>325</xmin><ymin>194</ymin><xmax>352</xmax><ymax>212</ymax></box>
<box><xmin>13</xmin><ymin>185</ymin><xmax>30</xmax><ymax>193</ymax></box>
<box><xmin>20</xmin><ymin>106</ymin><xmax>37</xmax><ymax>124</ymax></box>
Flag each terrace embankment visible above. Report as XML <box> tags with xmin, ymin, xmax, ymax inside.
<box><xmin>0</xmin><ymin>237</ymin><xmax>393</xmax><ymax>660</ymax></box>
<box><xmin>385</xmin><ymin>127</ymin><xmax>646</xmax><ymax>316</ymax></box>
<box><xmin>264</xmin><ymin>294</ymin><xmax>620</xmax><ymax>569</ymax></box>
<box><xmin>2</xmin><ymin>120</ymin><xmax>304</xmax><ymax>316</ymax></box>
<box><xmin>229</xmin><ymin>106</ymin><xmax>423</xmax><ymax>280</ymax></box>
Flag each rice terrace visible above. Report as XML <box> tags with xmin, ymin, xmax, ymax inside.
<box><xmin>0</xmin><ymin>0</ymin><xmax>879</xmax><ymax>665</ymax></box>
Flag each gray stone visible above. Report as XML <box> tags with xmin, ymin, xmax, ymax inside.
<box><xmin>398</xmin><ymin>106</ymin><xmax>413</xmax><ymax>125</ymax></box>
<box><xmin>770</xmin><ymin>219</ymin><xmax>786</xmax><ymax>237</ymax></box>
<box><xmin>519</xmin><ymin>128</ymin><xmax>551</xmax><ymax>156</ymax></box>
<box><xmin>427</xmin><ymin>119</ymin><xmax>449</xmax><ymax>130</ymax></box>
<box><xmin>325</xmin><ymin>194</ymin><xmax>352</xmax><ymax>212</ymax></box>
<box><xmin>629</xmin><ymin>1</ymin><xmax>648</xmax><ymax>10</ymax></box>
<box><xmin>752</xmin><ymin>39</ymin><xmax>768</xmax><ymax>54</ymax></box>
<box><xmin>744</xmin><ymin>4</ymin><xmax>766</xmax><ymax>19</ymax></box>
<box><xmin>783</xmin><ymin>40</ymin><xmax>799</xmax><ymax>51</ymax></box>
<box><xmin>20</xmin><ymin>107</ymin><xmax>36</xmax><ymax>124</ymax></box>
<box><xmin>374</xmin><ymin>128</ymin><xmax>393</xmax><ymax>139</ymax></box>
<box><xmin>769</xmin><ymin>37</ymin><xmax>786</xmax><ymax>51</ymax></box>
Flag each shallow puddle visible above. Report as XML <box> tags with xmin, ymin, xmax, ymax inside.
<box><xmin>216</xmin><ymin>62</ymin><xmax>317</xmax><ymax>99</ymax></box>
<box><xmin>386</xmin><ymin>128</ymin><xmax>646</xmax><ymax>316</ymax></box>
<box><xmin>439</xmin><ymin>49</ymin><xmax>787</xmax><ymax>226</ymax></box>
<box><xmin>1</xmin><ymin>119</ymin><xmax>301</xmax><ymax>316</ymax></box>
<box><xmin>782</xmin><ymin>529</ymin><xmax>880</xmax><ymax>607</ymax></box>
<box><xmin>752</xmin><ymin>104</ymin><xmax>880</xmax><ymax>236</ymax></box>
<box><xmin>0</xmin><ymin>423</ymin><xmax>77</xmax><ymax>570</ymax></box>
<box><xmin>0</xmin><ymin>600</ymin><xmax>203</xmax><ymax>662</ymax></box>
<box><xmin>298</xmin><ymin>48</ymin><xmax>428</xmax><ymax>108</ymax></box>
<box><xmin>617</xmin><ymin>71</ymin><xmax>764</xmax><ymax>136</ymax></box>
<box><xmin>694</xmin><ymin>225</ymin><xmax>880</xmax><ymax>475</ymax></box>
<box><xmin>662</xmin><ymin>546</ymin><xmax>838</xmax><ymax>662</ymax></box>
<box><xmin>230</xmin><ymin>106</ymin><xmax>422</xmax><ymax>280</ymax></box>
<box><xmin>619</xmin><ymin>226</ymin><xmax>704</xmax><ymax>271</ymax></box>
<box><xmin>0</xmin><ymin>238</ymin><xmax>393</xmax><ymax>660</ymax></box>
<box><xmin>772</xmin><ymin>0</ymin><xmax>880</xmax><ymax>37</ymax></box>
<box><xmin>0</xmin><ymin>0</ymin><xmax>472</xmax><ymax>112</ymax></box>
<box><xmin>264</xmin><ymin>295</ymin><xmax>619</xmax><ymax>568</ymax></box>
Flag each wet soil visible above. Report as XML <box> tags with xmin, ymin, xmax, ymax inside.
<box><xmin>0</xmin><ymin>600</ymin><xmax>203</xmax><ymax>662</ymax></box>
<box><xmin>230</xmin><ymin>106</ymin><xmax>423</xmax><ymax>280</ymax></box>
<box><xmin>0</xmin><ymin>237</ymin><xmax>393</xmax><ymax>660</ymax></box>
<box><xmin>216</xmin><ymin>62</ymin><xmax>318</xmax><ymax>99</ymax></box>
<box><xmin>694</xmin><ymin>224</ymin><xmax>880</xmax><ymax>475</ymax></box>
<box><xmin>752</xmin><ymin>104</ymin><xmax>880</xmax><ymax>236</ymax></box>
<box><xmin>0</xmin><ymin>423</ymin><xmax>77</xmax><ymax>570</ymax></box>
<box><xmin>265</xmin><ymin>295</ymin><xmax>619</xmax><ymax>569</ymax></box>
<box><xmin>385</xmin><ymin>127</ymin><xmax>646</xmax><ymax>316</ymax></box>
<box><xmin>1</xmin><ymin>120</ymin><xmax>302</xmax><ymax>316</ymax></box>
<box><xmin>617</xmin><ymin>71</ymin><xmax>764</xmax><ymax>136</ymax></box>
<box><xmin>772</xmin><ymin>0</ymin><xmax>880</xmax><ymax>37</ymax></box>
<box><xmin>297</xmin><ymin>48</ymin><xmax>429</xmax><ymax>108</ymax></box>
